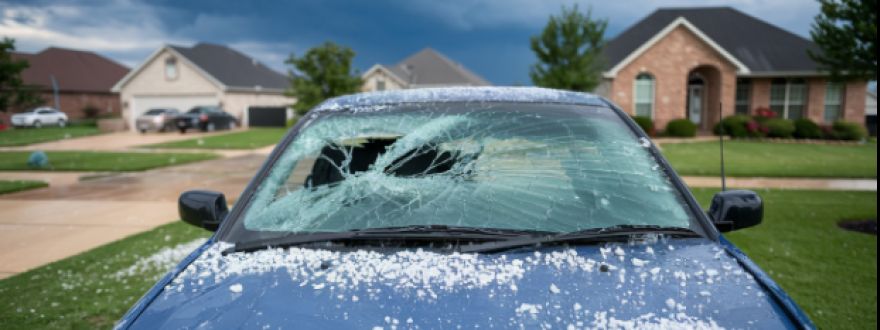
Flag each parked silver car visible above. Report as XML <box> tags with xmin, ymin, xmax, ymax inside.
<box><xmin>136</xmin><ymin>108</ymin><xmax>181</xmax><ymax>133</ymax></box>
<box><xmin>11</xmin><ymin>107</ymin><xmax>68</xmax><ymax>128</ymax></box>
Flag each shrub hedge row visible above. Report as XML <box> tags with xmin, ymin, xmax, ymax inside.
<box><xmin>715</xmin><ymin>115</ymin><xmax>866</xmax><ymax>141</ymax></box>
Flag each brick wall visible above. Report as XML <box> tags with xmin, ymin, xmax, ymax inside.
<box><xmin>805</xmin><ymin>78</ymin><xmax>826</xmax><ymax>123</ymax></box>
<box><xmin>751</xmin><ymin>77</ymin><xmax>867</xmax><ymax>124</ymax></box>
<box><xmin>843</xmin><ymin>80</ymin><xmax>867</xmax><ymax>124</ymax></box>
<box><xmin>609</xmin><ymin>26</ymin><xmax>738</xmax><ymax>130</ymax></box>
<box><xmin>749</xmin><ymin>78</ymin><xmax>771</xmax><ymax>112</ymax></box>
<box><xmin>47</xmin><ymin>92</ymin><xmax>121</xmax><ymax>119</ymax></box>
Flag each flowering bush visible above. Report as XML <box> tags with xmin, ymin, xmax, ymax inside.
<box><xmin>753</xmin><ymin>107</ymin><xmax>776</xmax><ymax>123</ymax></box>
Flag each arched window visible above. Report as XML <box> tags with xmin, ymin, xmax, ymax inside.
<box><xmin>633</xmin><ymin>73</ymin><xmax>655</xmax><ymax>118</ymax></box>
<box><xmin>165</xmin><ymin>57</ymin><xmax>178</xmax><ymax>80</ymax></box>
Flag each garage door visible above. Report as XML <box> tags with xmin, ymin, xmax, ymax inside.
<box><xmin>247</xmin><ymin>107</ymin><xmax>287</xmax><ymax>127</ymax></box>
<box><xmin>130</xmin><ymin>95</ymin><xmax>218</xmax><ymax>131</ymax></box>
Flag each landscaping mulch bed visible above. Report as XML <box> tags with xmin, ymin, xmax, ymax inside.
<box><xmin>838</xmin><ymin>219</ymin><xmax>878</xmax><ymax>235</ymax></box>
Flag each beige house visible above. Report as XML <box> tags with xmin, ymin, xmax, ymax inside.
<box><xmin>112</xmin><ymin>43</ymin><xmax>294</xmax><ymax>130</ymax></box>
<box><xmin>362</xmin><ymin>48</ymin><xmax>490</xmax><ymax>92</ymax></box>
<box><xmin>597</xmin><ymin>7</ymin><xmax>868</xmax><ymax>131</ymax></box>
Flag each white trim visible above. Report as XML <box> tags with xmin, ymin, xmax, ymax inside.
<box><xmin>112</xmin><ymin>45</ymin><xmax>228</xmax><ymax>92</ymax></box>
<box><xmin>362</xmin><ymin>64</ymin><xmax>408</xmax><ymax>87</ymax></box>
<box><xmin>603</xmin><ymin>17</ymin><xmax>750</xmax><ymax>78</ymax></box>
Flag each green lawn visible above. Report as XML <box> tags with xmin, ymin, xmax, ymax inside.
<box><xmin>0</xmin><ymin>180</ymin><xmax>48</xmax><ymax>195</ymax></box>
<box><xmin>0</xmin><ymin>222</ymin><xmax>211</xmax><ymax>329</ymax></box>
<box><xmin>0</xmin><ymin>127</ymin><xmax>101</xmax><ymax>147</ymax></box>
<box><xmin>662</xmin><ymin>140</ymin><xmax>877</xmax><ymax>178</ymax></box>
<box><xmin>0</xmin><ymin>151</ymin><xmax>219</xmax><ymax>171</ymax></box>
<box><xmin>0</xmin><ymin>190</ymin><xmax>873</xmax><ymax>329</ymax></box>
<box><xmin>144</xmin><ymin>128</ymin><xmax>287</xmax><ymax>149</ymax></box>
<box><xmin>692</xmin><ymin>188</ymin><xmax>877</xmax><ymax>330</ymax></box>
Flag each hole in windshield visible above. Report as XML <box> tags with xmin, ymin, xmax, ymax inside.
<box><xmin>229</xmin><ymin>103</ymin><xmax>696</xmax><ymax>241</ymax></box>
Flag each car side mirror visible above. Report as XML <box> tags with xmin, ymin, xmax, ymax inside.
<box><xmin>179</xmin><ymin>190</ymin><xmax>228</xmax><ymax>231</ymax></box>
<box><xmin>708</xmin><ymin>190</ymin><xmax>763</xmax><ymax>232</ymax></box>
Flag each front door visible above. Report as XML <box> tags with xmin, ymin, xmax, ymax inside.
<box><xmin>688</xmin><ymin>85</ymin><xmax>703</xmax><ymax>125</ymax></box>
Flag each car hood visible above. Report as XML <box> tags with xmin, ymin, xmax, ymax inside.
<box><xmin>127</xmin><ymin>238</ymin><xmax>795</xmax><ymax>329</ymax></box>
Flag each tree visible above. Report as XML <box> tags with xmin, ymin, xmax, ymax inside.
<box><xmin>809</xmin><ymin>0</ymin><xmax>877</xmax><ymax>80</ymax></box>
<box><xmin>285</xmin><ymin>42</ymin><xmax>363</xmax><ymax>115</ymax></box>
<box><xmin>0</xmin><ymin>38</ymin><xmax>40</xmax><ymax>113</ymax></box>
<box><xmin>530</xmin><ymin>5</ymin><xmax>607</xmax><ymax>92</ymax></box>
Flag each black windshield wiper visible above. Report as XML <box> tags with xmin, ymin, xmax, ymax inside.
<box><xmin>229</xmin><ymin>225</ymin><xmax>550</xmax><ymax>254</ymax></box>
<box><xmin>459</xmin><ymin>225</ymin><xmax>701</xmax><ymax>254</ymax></box>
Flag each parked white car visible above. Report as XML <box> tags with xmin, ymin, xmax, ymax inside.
<box><xmin>11</xmin><ymin>107</ymin><xmax>69</xmax><ymax>128</ymax></box>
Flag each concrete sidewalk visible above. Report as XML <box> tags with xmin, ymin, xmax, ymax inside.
<box><xmin>683</xmin><ymin>176</ymin><xmax>877</xmax><ymax>191</ymax></box>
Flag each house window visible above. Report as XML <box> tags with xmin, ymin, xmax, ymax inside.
<box><xmin>735</xmin><ymin>79</ymin><xmax>751</xmax><ymax>115</ymax></box>
<box><xmin>824</xmin><ymin>82</ymin><xmax>844</xmax><ymax>122</ymax></box>
<box><xmin>633</xmin><ymin>73</ymin><xmax>654</xmax><ymax>118</ymax></box>
<box><xmin>376</xmin><ymin>79</ymin><xmax>386</xmax><ymax>91</ymax></box>
<box><xmin>770</xmin><ymin>78</ymin><xmax>807</xmax><ymax>119</ymax></box>
<box><xmin>165</xmin><ymin>57</ymin><xmax>178</xmax><ymax>80</ymax></box>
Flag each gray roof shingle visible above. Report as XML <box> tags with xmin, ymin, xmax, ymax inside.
<box><xmin>384</xmin><ymin>48</ymin><xmax>491</xmax><ymax>86</ymax></box>
<box><xmin>169</xmin><ymin>43</ymin><xmax>289</xmax><ymax>90</ymax></box>
<box><xmin>603</xmin><ymin>7</ymin><xmax>822</xmax><ymax>73</ymax></box>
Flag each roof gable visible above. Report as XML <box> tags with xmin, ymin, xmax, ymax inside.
<box><xmin>113</xmin><ymin>43</ymin><xmax>289</xmax><ymax>92</ymax></box>
<box><xmin>378</xmin><ymin>48</ymin><xmax>491</xmax><ymax>86</ymax></box>
<box><xmin>603</xmin><ymin>7</ymin><xmax>822</xmax><ymax>75</ymax></box>
<box><xmin>12</xmin><ymin>47</ymin><xmax>129</xmax><ymax>93</ymax></box>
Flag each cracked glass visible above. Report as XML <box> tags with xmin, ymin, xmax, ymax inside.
<box><xmin>234</xmin><ymin>102</ymin><xmax>694</xmax><ymax>236</ymax></box>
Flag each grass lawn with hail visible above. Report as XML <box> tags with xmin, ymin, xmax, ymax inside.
<box><xmin>144</xmin><ymin>128</ymin><xmax>287</xmax><ymax>149</ymax></box>
<box><xmin>0</xmin><ymin>127</ymin><xmax>102</xmax><ymax>147</ymax></box>
<box><xmin>692</xmin><ymin>188</ymin><xmax>876</xmax><ymax>329</ymax></box>
<box><xmin>0</xmin><ymin>151</ymin><xmax>219</xmax><ymax>172</ymax></box>
<box><xmin>0</xmin><ymin>180</ymin><xmax>49</xmax><ymax>195</ymax></box>
<box><xmin>0</xmin><ymin>189</ymin><xmax>874</xmax><ymax>329</ymax></box>
<box><xmin>662</xmin><ymin>140</ymin><xmax>877</xmax><ymax>178</ymax></box>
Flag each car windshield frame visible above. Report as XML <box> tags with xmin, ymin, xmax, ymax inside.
<box><xmin>216</xmin><ymin>101</ymin><xmax>717</xmax><ymax>245</ymax></box>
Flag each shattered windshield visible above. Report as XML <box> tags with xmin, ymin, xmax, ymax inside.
<box><xmin>233</xmin><ymin>102</ymin><xmax>695</xmax><ymax>238</ymax></box>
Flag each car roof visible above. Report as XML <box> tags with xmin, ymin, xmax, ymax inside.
<box><xmin>313</xmin><ymin>87</ymin><xmax>607</xmax><ymax>112</ymax></box>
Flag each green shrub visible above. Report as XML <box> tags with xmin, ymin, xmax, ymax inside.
<box><xmin>831</xmin><ymin>121</ymin><xmax>867</xmax><ymax>141</ymax></box>
<box><xmin>665</xmin><ymin>119</ymin><xmax>697</xmax><ymax>137</ymax></box>
<box><xmin>631</xmin><ymin>116</ymin><xmax>655</xmax><ymax>136</ymax></box>
<box><xmin>714</xmin><ymin>115</ymin><xmax>751</xmax><ymax>138</ymax></box>
<box><xmin>69</xmin><ymin>119</ymin><xmax>98</xmax><ymax>127</ymax></box>
<box><xmin>764</xmin><ymin>119</ymin><xmax>795</xmax><ymax>138</ymax></box>
<box><xmin>793</xmin><ymin>118</ymin><xmax>823</xmax><ymax>139</ymax></box>
<box><xmin>82</xmin><ymin>105</ymin><xmax>100</xmax><ymax>119</ymax></box>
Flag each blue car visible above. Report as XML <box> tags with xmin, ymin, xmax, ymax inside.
<box><xmin>118</xmin><ymin>87</ymin><xmax>813</xmax><ymax>329</ymax></box>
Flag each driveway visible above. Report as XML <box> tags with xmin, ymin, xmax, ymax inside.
<box><xmin>0</xmin><ymin>153</ymin><xmax>267</xmax><ymax>279</ymax></box>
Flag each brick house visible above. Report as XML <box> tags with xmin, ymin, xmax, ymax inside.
<box><xmin>7</xmin><ymin>47</ymin><xmax>129</xmax><ymax>120</ymax></box>
<box><xmin>596</xmin><ymin>7</ymin><xmax>868</xmax><ymax>132</ymax></box>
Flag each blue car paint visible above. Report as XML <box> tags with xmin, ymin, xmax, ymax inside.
<box><xmin>119</xmin><ymin>238</ymin><xmax>807</xmax><ymax>329</ymax></box>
